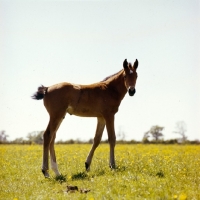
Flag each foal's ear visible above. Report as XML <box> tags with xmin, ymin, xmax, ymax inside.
<box><xmin>133</xmin><ymin>59</ymin><xmax>138</xmax><ymax>69</ymax></box>
<box><xmin>123</xmin><ymin>59</ymin><xmax>128</xmax><ymax>69</ymax></box>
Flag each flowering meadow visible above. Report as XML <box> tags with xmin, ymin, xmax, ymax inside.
<box><xmin>0</xmin><ymin>144</ymin><xmax>200</xmax><ymax>200</ymax></box>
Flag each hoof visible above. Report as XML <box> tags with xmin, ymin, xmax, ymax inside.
<box><xmin>85</xmin><ymin>162</ymin><xmax>90</xmax><ymax>171</ymax></box>
<box><xmin>42</xmin><ymin>169</ymin><xmax>50</xmax><ymax>178</ymax></box>
<box><xmin>109</xmin><ymin>164</ymin><xmax>116</xmax><ymax>170</ymax></box>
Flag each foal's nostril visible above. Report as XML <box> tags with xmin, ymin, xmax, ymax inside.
<box><xmin>128</xmin><ymin>88</ymin><xmax>136</xmax><ymax>96</ymax></box>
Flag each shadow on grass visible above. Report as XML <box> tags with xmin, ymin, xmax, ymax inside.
<box><xmin>71</xmin><ymin>168</ymin><xmax>106</xmax><ymax>181</ymax></box>
<box><xmin>49</xmin><ymin>174</ymin><xmax>67</xmax><ymax>184</ymax></box>
<box><xmin>115</xmin><ymin>165</ymin><xmax>127</xmax><ymax>172</ymax></box>
<box><xmin>156</xmin><ymin>170</ymin><xmax>165</xmax><ymax>178</ymax></box>
<box><xmin>70</xmin><ymin>165</ymin><xmax>128</xmax><ymax>181</ymax></box>
<box><xmin>41</xmin><ymin>174</ymin><xmax>67</xmax><ymax>184</ymax></box>
<box><xmin>71</xmin><ymin>171</ymin><xmax>88</xmax><ymax>180</ymax></box>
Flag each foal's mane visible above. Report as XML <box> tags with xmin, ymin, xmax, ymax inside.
<box><xmin>101</xmin><ymin>69</ymin><xmax>123</xmax><ymax>82</ymax></box>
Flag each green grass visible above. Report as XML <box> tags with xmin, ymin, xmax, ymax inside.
<box><xmin>0</xmin><ymin>144</ymin><xmax>200</xmax><ymax>199</ymax></box>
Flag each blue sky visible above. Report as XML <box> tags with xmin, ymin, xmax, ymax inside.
<box><xmin>0</xmin><ymin>0</ymin><xmax>200</xmax><ymax>141</ymax></box>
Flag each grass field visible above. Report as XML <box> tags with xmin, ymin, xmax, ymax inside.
<box><xmin>0</xmin><ymin>144</ymin><xmax>200</xmax><ymax>200</ymax></box>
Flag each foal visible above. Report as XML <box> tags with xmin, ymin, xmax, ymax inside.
<box><xmin>32</xmin><ymin>59</ymin><xmax>138</xmax><ymax>177</ymax></box>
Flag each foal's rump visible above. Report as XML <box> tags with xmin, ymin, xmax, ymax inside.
<box><xmin>42</xmin><ymin>82</ymin><xmax>80</xmax><ymax>115</ymax></box>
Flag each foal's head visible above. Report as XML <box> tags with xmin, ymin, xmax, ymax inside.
<box><xmin>123</xmin><ymin>59</ymin><xmax>138</xmax><ymax>96</ymax></box>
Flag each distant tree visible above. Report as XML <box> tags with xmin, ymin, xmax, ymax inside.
<box><xmin>142</xmin><ymin>131</ymin><xmax>150</xmax><ymax>143</ymax></box>
<box><xmin>88</xmin><ymin>138</ymin><xmax>94</xmax><ymax>144</ymax></box>
<box><xmin>173</xmin><ymin>121</ymin><xmax>187</xmax><ymax>143</ymax></box>
<box><xmin>145</xmin><ymin>126</ymin><xmax>164</xmax><ymax>142</ymax></box>
<box><xmin>117</xmin><ymin>126</ymin><xmax>126</xmax><ymax>141</ymax></box>
<box><xmin>12</xmin><ymin>137</ymin><xmax>24</xmax><ymax>144</ymax></box>
<box><xmin>27</xmin><ymin>131</ymin><xmax>44</xmax><ymax>144</ymax></box>
<box><xmin>0</xmin><ymin>130</ymin><xmax>9</xmax><ymax>142</ymax></box>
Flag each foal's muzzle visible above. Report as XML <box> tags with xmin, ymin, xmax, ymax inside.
<box><xmin>128</xmin><ymin>88</ymin><xmax>136</xmax><ymax>96</ymax></box>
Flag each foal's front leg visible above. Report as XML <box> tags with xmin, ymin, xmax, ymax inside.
<box><xmin>105</xmin><ymin>115</ymin><xmax>116</xmax><ymax>169</ymax></box>
<box><xmin>85</xmin><ymin>117</ymin><xmax>105</xmax><ymax>171</ymax></box>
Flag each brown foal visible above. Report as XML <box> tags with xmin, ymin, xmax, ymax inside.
<box><xmin>32</xmin><ymin>59</ymin><xmax>138</xmax><ymax>177</ymax></box>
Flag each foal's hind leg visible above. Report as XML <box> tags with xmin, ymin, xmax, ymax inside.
<box><xmin>42</xmin><ymin>123</ymin><xmax>51</xmax><ymax>178</ymax></box>
<box><xmin>42</xmin><ymin>114</ymin><xmax>64</xmax><ymax>178</ymax></box>
<box><xmin>85</xmin><ymin>117</ymin><xmax>105</xmax><ymax>171</ymax></box>
<box><xmin>50</xmin><ymin>134</ymin><xmax>61</xmax><ymax>176</ymax></box>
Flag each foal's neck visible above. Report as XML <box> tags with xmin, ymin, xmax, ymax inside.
<box><xmin>107</xmin><ymin>70</ymin><xmax>127</xmax><ymax>100</ymax></box>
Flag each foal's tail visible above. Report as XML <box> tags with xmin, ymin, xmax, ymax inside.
<box><xmin>32</xmin><ymin>85</ymin><xmax>48</xmax><ymax>100</ymax></box>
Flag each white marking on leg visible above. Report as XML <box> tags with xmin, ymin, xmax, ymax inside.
<box><xmin>51</xmin><ymin>158</ymin><xmax>60</xmax><ymax>176</ymax></box>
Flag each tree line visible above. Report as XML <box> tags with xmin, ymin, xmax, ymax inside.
<box><xmin>0</xmin><ymin>121</ymin><xmax>199</xmax><ymax>144</ymax></box>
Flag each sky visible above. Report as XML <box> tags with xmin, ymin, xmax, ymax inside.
<box><xmin>0</xmin><ymin>0</ymin><xmax>200</xmax><ymax>142</ymax></box>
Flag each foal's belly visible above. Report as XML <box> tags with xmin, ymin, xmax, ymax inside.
<box><xmin>66</xmin><ymin>105</ymin><xmax>102</xmax><ymax>117</ymax></box>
